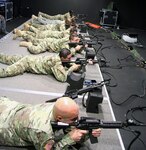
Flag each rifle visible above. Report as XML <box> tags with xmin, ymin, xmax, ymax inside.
<box><xmin>46</xmin><ymin>80</ymin><xmax>105</xmax><ymax>102</ymax></box>
<box><xmin>51</xmin><ymin>116</ymin><xmax>145</xmax><ymax>144</ymax></box>
<box><xmin>63</xmin><ymin>58</ymin><xmax>98</xmax><ymax>72</ymax></box>
<box><xmin>68</xmin><ymin>40</ymin><xmax>97</xmax><ymax>48</ymax></box>
<box><xmin>73</xmin><ymin>58</ymin><xmax>98</xmax><ymax>65</ymax></box>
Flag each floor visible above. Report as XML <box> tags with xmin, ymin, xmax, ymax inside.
<box><xmin>90</xmin><ymin>27</ymin><xmax>146</xmax><ymax>150</ymax></box>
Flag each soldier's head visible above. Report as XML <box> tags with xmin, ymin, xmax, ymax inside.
<box><xmin>59</xmin><ymin>48</ymin><xmax>72</xmax><ymax>62</ymax></box>
<box><xmin>69</xmin><ymin>34</ymin><xmax>80</xmax><ymax>43</ymax></box>
<box><xmin>70</xmin><ymin>27</ymin><xmax>78</xmax><ymax>35</ymax></box>
<box><xmin>53</xmin><ymin>97</ymin><xmax>79</xmax><ymax>124</ymax></box>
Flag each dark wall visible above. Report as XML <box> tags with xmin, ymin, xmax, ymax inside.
<box><xmin>114</xmin><ymin>0</ymin><xmax>146</xmax><ymax>30</ymax></box>
<box><xmin>31</xmin><ymin>0</ymin><xmax>111</xmax><ymax>23</ymax></box>
<box><xmin>12</xmin><ymin>0</ymin><xmax>32</xmax><ymax>17</ymax></box>
<box><xmin>14</xmin><ymin>0</ymin><xmax>146</xmax><ymax>30</ymax></box>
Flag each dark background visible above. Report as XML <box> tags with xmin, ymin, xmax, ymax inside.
<box><xmin>12</xmin><ymin>0</ymin><xmax>146</xmax><ymax>30</ymax></box>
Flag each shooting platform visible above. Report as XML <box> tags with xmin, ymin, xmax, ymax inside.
<box><xmin>0</xmin><ymin>21</ymin><xmax>124</xmax><ymax>150</ymax></box>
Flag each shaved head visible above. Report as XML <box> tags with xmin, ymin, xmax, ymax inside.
<box><xmin>53</xmin><ymin>97</ymin><xmax>79</xmax><ymax>122</ymax></box>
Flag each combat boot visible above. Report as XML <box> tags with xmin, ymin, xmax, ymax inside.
<box><xmin>32</xmin><ymin>14</ymin><xmax>38</xmax><ymax>20</ymax></box>
<box><xmin>13</xmin><ymin>28</ymin><xmax>17</xmax><ymax>34</ymax></box>
<box><xmin>38</xmin><ymin>12</ymin><xmax>44</xmax><ymax>17</ymax></box>
<box><xmin>19</xmin><ymin>41</ymin><xmax>32</xmax><ymax>47</ymax></box>
<box><xmin>13</xmin><ymin>29</ymin><xmax>24</xmax><ymax>40</ymax></box>
<box><xmin>23</xmin><ymin>23</ymin><xmax>30</xmax><ymax>31</ymax></box>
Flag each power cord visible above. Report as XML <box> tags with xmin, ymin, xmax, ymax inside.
<box><xmin>110</xmin><ymin>79</ymin><xmax>146</xmax><ymax>106</ymax></box>
<box><xmin>124</xmin><ymin>106</ymin><xmax>146</xmax><ymax>149</ymax></box>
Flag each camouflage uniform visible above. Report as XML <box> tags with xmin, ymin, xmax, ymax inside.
<box><xmin>30</xmin><ymin>22</ymin><xmax>66</xmax><ymax>32</ymax></box>
<box><xmin>0</xmin><ymin>97</ymin><xmax>75</xmax><ymax>150</ymax></box>
<box><xmin>32</xmin><ymin>16</ymin><xmax>65</xmax><ymax>25</ymax></box>
<box><xmin>22</xmin><ymin>36</ymin><xmax>76</xmax><ymax>55</ymax></box>
<box><xmin>20</xmin><ymin>28</ymin><xmax>70</xmax><ymax>39</ymax></box>
<box><xmin>38</xmin><ymin>12</ymin><xmax>71</xmax><ymax>22</ymax></box>
<box><xmin>0</xmin><ymin>54</ymin><xmax>76</xmax><ymax>82</ymax></box>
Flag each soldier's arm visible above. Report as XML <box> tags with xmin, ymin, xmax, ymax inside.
<box><xmin>70</xmin><ymin>45</ymin><xmax>83</xmax><ymax>56</ymax></box>
<box><xmin>51</xmin><ymin>61</ymin><xmax>81</xmax><ymax>82</ymax></box>
<box><xmin>51</xmin><ymin>63</ymin><xmax>68</xmax><ymax>82</ymax></box>
<box><xmin>44</xmin><ymin>134</ymin><xmax>75</xmax><ymax>150</ymax></box>
<box><xmin>45</xmin><ymin>128</ymin><xmax>90</xmax><ymax>150</ymax></box>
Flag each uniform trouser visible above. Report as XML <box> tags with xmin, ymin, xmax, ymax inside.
<box><xmin>23</xmin><ymin>30</ymin><xmax>66</xmax><ymax>41</ymax></box>
<box><xmin>27</xmin><ymin>37</ymin><xmax>69</xmax><ymax>54</ymax></box>
<box><xmin>38</xmin><ymin>17</ymin><xmax>64</xmax><ymax>25</ymax></box>
<box><xmin>30</xmin><ymin>23</ymin><xmax>65</xmax><ymax>31</ymax></box>
<box><xmin>25</xmin><ymin>31</ymin><xmax>36</xmax><ymax>37</ymax></box>
<box><xmin>0</xmin><ymin>54</ymin><xmax>28</xmax><ymax>77</ymax></box>
<box><xmin>32</xmin><ymin>16</ymin><xmax>63</xmax><ymax>25</ymax></box>
<box><xmin>29</xmin><ymin>26</ymin><xmax>39</xmax><ymax>33</ymax></box>
<box><xmin>38</xmin><ymin>12</ymin><xmax>65</xmax><ymax>21</ymax></box>
<box><xmin>30</xmin><ymin>24</ymin><xmax>59</xmax><ymax>33</ymax></box>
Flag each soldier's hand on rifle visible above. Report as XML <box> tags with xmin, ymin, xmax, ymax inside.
<box><xmin>84</xmin><ymin>44</ymin><xmax>88</xmax><ymax>48</ymax></box>
<box><xmin>87</xmin><ymin>59</ymin><xmax>94</xmax><ymax>65</ymax></box>
<box><xmin>69</xmin><ymin>128</ymin><xmax>88</xmax><ymax>142</ymax></box>
<box><xmin>91</xmin><ymin>128</ymin><xmax>102</xmax><ymax>137</ymax></box>
<box><xmin>75</xmin><ymin>45</ymin><xmax>83</xmax><ymax>52</ymax></box>
<box><xmin>71</xmin><ymin>63</ymin><xmax>81</xmax><ymax>71</ymax></box>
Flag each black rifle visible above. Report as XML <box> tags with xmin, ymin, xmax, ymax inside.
<box><xmin>68</xmin><ymin>40</ymin><xmax>97</xmax><ymax>48</ymax></box>
<box><xmin>63</xmin><ymin>58</ymin><xmax>98</xmax><ymax>72</ymax></box>
<box><xmin>46</xmin><ymin>80</ymin><xmax>105</xmax><ymax>102</ymax></box>
<box><xmin>51</xmin><ymin>116</ymin><xmax>145</xmax><ymax>144</ymax></box>
<box><xmin>72</xmin><ymin>58</ymin><xmax>98</xmax><ymax>65</ymax></box>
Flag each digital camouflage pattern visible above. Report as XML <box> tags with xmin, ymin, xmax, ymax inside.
<box><xmin>0</xmin><ymin>54</ymin><xmax>76</xmax><ymax>82</ymax></box>
<box><xmin>21</xmin><ymin>28</ymin><xmax>70</xmax><ymax>39</ymax></box>
<box><xmin>30</xmin><ymin>22</ymin><xmax>66</xmax><ymax>32</ymax></box>
<box><xmin>32</xmin><ymin>16</ymin><xmax>65</xmax><ymax>25</ymax></box>
<box><xmin>0</xmin><ymin>97</ymin><xmax>75</xmax><ymax>150</ymax></box>
<box><xmin>22</xmin><ymin>36</ymin><xmax>76</xmax><ymax>55</ymax></box>
<box><xmin>38</xmin><ymin>12</ymin><xmax>72</xmax><ymax>23</ymax></box>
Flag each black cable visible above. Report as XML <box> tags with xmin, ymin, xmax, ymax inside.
<box><xmin>100</xmin><ymin>45</ymin><xmax>112</xmax><ymax>55</ymax></box>
<box><xmin>117</xmin><ymin>55</ymin><xmax>145</xmax><ymax>68</ymax></box>
<box><xmin>101</xmin><ymin>70</ymin><xmax>118</xmax><ymax>87</ymax></box>
<box><xmin>94</xmin><ymin>42</ymin><xmax>103</xmax><ymax>56</ymax></box>
<box><xmin>101</xmin><ymin>54</ymin><xmax>141</xmax><ymax>69</ymax></box>
<box><xmin>131</xmin><ymin>107</ymin><xmax>146</xmax><ymax>124</ymax></box>
<box><xmin>128</xmin><ymin>130</ymin><xmax>146</xmax><ymax>150</ymax></box>
<box><xmin>122</xmin><ymin>128</ymin><xmax>142</xmax><ymax>150</ymax></box>
<box><xmin>124</xmin><ymin>106</ymin><xmax>146</xmax><ymax>149</ymax></box>
<box><xmin>128</xmin><ymin>130</ymin><xmax>141</xmax><ymax>150</ymax></box>
<box><xmin>119</xmin><ymin>55</ymin><xmax>137</xmax><ymax>62</ymax></box>
<box><xmin>109</xmin><ymin>79</ymin><xmax>146</xmax><ymax>106</ymax></box>
<box><xmin>125</xmin><ymin>106</ymin><xmax>146</xmax><ymax>124</ymax></box>
<box><xmin>96</xmin><ymin>45</ymin><xmax>113</xmax><ymax>61</ymax></box>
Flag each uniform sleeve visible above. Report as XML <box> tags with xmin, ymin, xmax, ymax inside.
<box><xmin>50</xmin><ymin>56</ymin><xmax>78</xmax><ymax>82</ymax></box>
<box><xmin>50</xmin><ymin>62</ymin><xmax>68</xmax><ymax>82</ymax></box>
<box><xmin>52</xmin><ymin>133</ymin><xmax>76</xmax><ymax>150</ymax></box>
<box><xmin>51</xmin><ymin>62</ymin><xmax>79</xmax><ymax>82</ymax></box>
<box><xmin>26</xmin><ymin>128</ymin><xmax>53</xmax><ymax>150</ymax></box>
<box><xmin>26</xmin><ymin>128</ymin><xmax>76</xmax><ymax>150</ymax></box>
